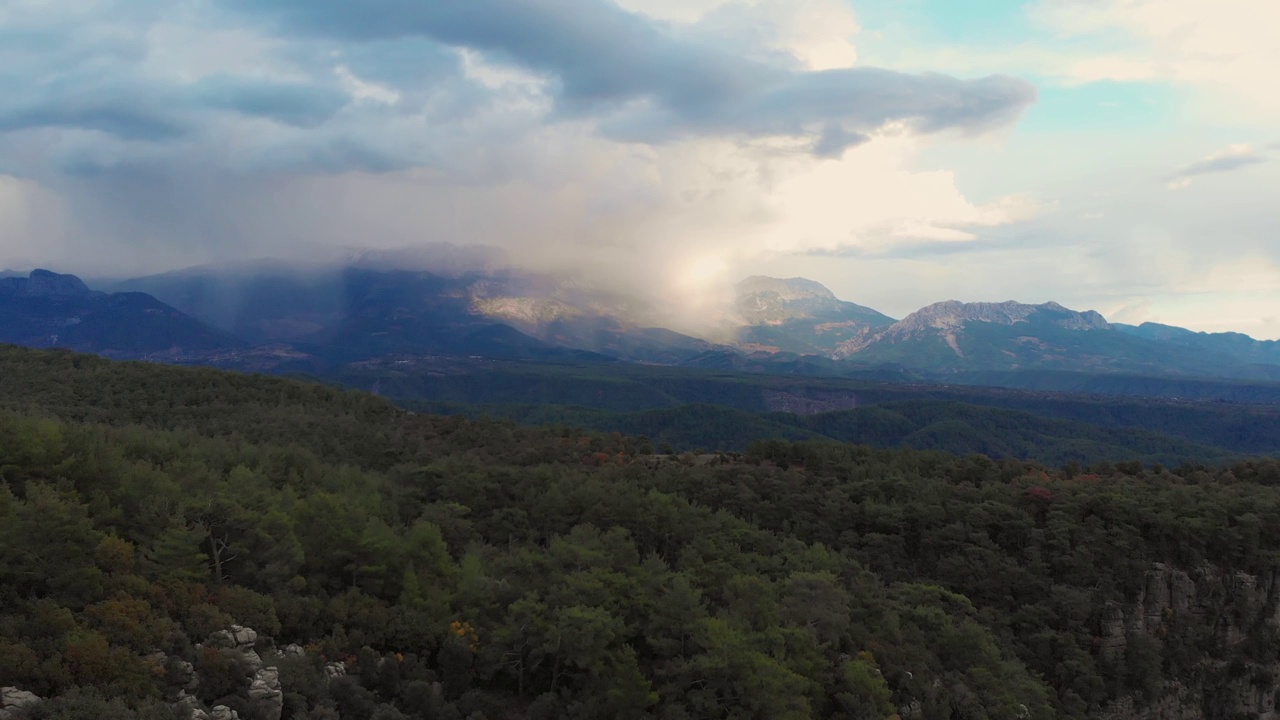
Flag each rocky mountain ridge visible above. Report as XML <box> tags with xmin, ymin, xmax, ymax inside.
<box><xmin>734</xmin><ymin>275</ymin><xmax>892</xmax><ymax>324</ymax></box>
<box><xmin>732</xmin><ymin>275</ymin><xmax>896</xmax><ymax>356</ymax></box>
<box><xmin>840</xmin><ymin>299</ymin><xmax>1113</xmax><ymax>358</ymax></box>
<box><xmin>11</xmin><ymin>262</ymin><xmax>1280</xmax><ymax>384</ymax></box>
<box><xmin>886</xmin><ymin>300</ymin><xmax>1111</xmax><ymax>335</ymax></box>
<box><xmin>0</xmin><ymin>269</ymin><xmax>95</xmax><ymax>298</ymax></box>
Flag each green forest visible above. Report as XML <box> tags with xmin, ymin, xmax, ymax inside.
<box><xmin>3</xmin><ymin>346</ymin><xmax>1280</xmax><ymax>719</ymax></box>
<box><xmin>323</xmin><ymin>358</ymin><xmax>1280</xmax><ymax>465</ymax></box>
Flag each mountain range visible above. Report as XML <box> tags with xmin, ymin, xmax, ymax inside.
<box><xmin>0</xmin><ymin>269</ymin><xmax>244</xmax><ymax>359</ymax></box>
<box><xmin>847</xmin><ymin>299</ymin><xmax>1280</xmax><ymax>381</ymax></box>
<box><xmin>4</xmin><ymin>258</ymin><xmax>1279</xmax><ymax>395</ymax></box>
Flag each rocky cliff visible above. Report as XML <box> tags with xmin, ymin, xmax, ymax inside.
<box><xmin>1098</xmin><ymin>563</ymin><xmax>1280</xmax><ymax>719</ymax></box>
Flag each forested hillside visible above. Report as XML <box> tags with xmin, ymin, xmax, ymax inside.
<box><xmin>3</xmin><ymin>346</ymin><xmax>1280</xmax><ymax>720</ymax></box>
<box><xmin>410</xmin><ymin>400</ymin><xmax>1242</xmax><ymax>467</ymax></box>
<box><xmin>325</xmin><ymin>357</ymin><xmax>1280</xmax><ymax>464</ymax></box>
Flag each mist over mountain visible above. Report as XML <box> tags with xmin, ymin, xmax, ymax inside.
<box><xmin>7</xmin><ymin>246</ymin><xmax>1279</xmax><ymax>394</ymax></box>
<box><xmin>733</xmin><ymin>276</ymin><xmax>895</xmax><ymax>356</ymax></box>
<box><xmin>110</xmin><ymin>250</ymin><xmax>721</xmax><ymax>365</ymax></box>
<box><xmin>79</xmin><ymin>252</ymin><xmax>1280</xmax><ymax>388</ymax></box>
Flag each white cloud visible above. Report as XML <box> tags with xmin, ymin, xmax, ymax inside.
<box><xmin>609</xmin><ymin>0</ymin><xmax>733</xmax><ymax>24</ymax></box>
<box><xmin>1106</xmin><ymin>255</ymin><xmax>1280</xmax><ymax>339</ymax></box>
<box><xmin>1033</xmin><ymin>0</ymin><xmax>1280</xmax><ymax>120</ymax></box>
<box><xmin>748</xmin><ymin>134</ymin><xmax>1040</xmax><ymax>256</ymax></box>
<box><xmin>614</xmin><ymin>0</ymin><xmax>860</xmax><ymax>70</ymax></box>
<box><xmin>0</xmin><ymin>0</ymin><xmax>1031</xmax><ymax>292</ymax></box>
<box><xmin>334</xmin><ymin>66</ymin><xmax>400</xmax><ymax>105</ymax></box>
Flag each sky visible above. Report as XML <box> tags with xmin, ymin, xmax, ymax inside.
<box><xmin>0</xmin><ymin>0</ymin><xmax>1277</xmax><ymax>339</ymax></box>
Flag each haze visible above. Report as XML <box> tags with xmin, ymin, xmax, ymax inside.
<box><xmin>1</xmin><ymin>0</ymin><xmax>1277</xmax><ymax>339</ymax></box>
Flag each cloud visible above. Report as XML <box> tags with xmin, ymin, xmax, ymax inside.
<box><xmin>615</xmin><ymin>0</ymin><xmax>861</xmax><ymax>73</ymax></box>
<box><xmin>0</xmin><ymin>0</ymin><xmax>1036</xmax><ymax>189</ymax></box>
<box><xmin>1167</xmin><ymin>144</ymin><xmax>1268</xmax><ymax>189</ymax></box>
<box><xmin>190</xmin><ymin>74</ymin><xmax>351</xmax><ymax>127</ymax></box>
<box><xmin>1032</xmin><ymin>0</ymin><xmax>1280</xmax><ymax>120</ymax></box>
<box><xmin>223</xmin><ymin>0</ymin><xmax>1033</xmax><ymax>154</ymax></box>
<box><xmin>0</xmin><ymin>0</ymin><xmax>1049</xmax><ymax>338</ymax></box>
<box><xmin>0</xmin><ymin>0</ymin><xmax>1034</xmax><ymax>178</ymax></box>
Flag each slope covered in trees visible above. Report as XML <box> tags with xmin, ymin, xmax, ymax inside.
<box><xmin>2</xmin><ymin>346</ymin><xmax>1280</xmax><ymax>719</ymax></box>
<box><xmin>326</xmin><ymin>358</ymin><xmax>1280</xmax><ymax>462</ymax></box>
<box><xmin>410</xmin><ymin>399</ymin><xmax>1240</xmax><ymax>467</ymax></box>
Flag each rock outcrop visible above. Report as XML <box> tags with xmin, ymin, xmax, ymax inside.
<box><xmin>0</xmin><ymin>688</ymin><xmax>41</xmax><ymax>720</ymax></box>
<box><xmin>208</xmin><ymin>706</ymin><xmax>240</xmax><ymax>720</ymax></box>
<box><xmin>204</xmin><ymin>624</ymin><xmax>264</xmax><ymax>673</ymax></box>
<box><xmin>248</xmin><ymin>667</ymin><xmax>284</xmax><ymax>720</ymax></box>
<box><xmin>175</xmin><ymin>625</ymin><xmax>287</xmax><ymax>720</ymax></box>
<box><xmin>175</xmin><ymin>691</ymin><xmax>202</xmax><ymax>720</ymax></box>
<box><xmin>207</xmin><ymin>625</ymin><xmax>258</xmax><ymax>651</ymax></box>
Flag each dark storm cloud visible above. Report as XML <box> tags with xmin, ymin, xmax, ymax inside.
<box><xmin>0</xmin><ymin>69</ymin><xmax>186</xmax><ymax>141</ymax></box>
<box><xmin>288</xmin><ymin>139</ymin><xmax>417</xmax><ymax>175</ymax></box>
<box><xmin>334</xmin><ymin>37</ymin><xmax>466</xmax><ymax>86</ymax></box>
<box><xmin>0</xmin><ymin>72</ymin><xmax>351</xmax><ymax>143</ymax></box>
<box><xmin>224</xmin><ymin>0</ymin><xmax>765</xmax><ymax>106</ymax></box>
<box><xmin>0</xmin><ymin>96</ymin><xmax>186</xmax><ymax>141</ymax></box>
<box><xmin>226</xmin><ymin>0</ymin><xmax>1036</xmax><ymax>150</ymax></box>
<box><xmin>0</xmin><ymin>0</ymin><xmax>1036</xmax><ymax>180</ymax></box>
<box><xmin>0</xmin><ymin>0</ymin><xmax>1039</xmax><ymax>276</ymax></box>
<box><xmin>813</xmin><ymin>126</ymin><xmax>870</xmax><ymax>158</ymax></box>
<box><xmin>189</xmin><ymin>75</ymin><xmax>350</xmax><ymax>128</ymax></box>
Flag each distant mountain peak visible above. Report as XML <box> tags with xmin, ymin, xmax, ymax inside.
<box><xmin>0</xmin><ymin>270</ymin><xmax>94</xmax><ymax>298</ymax></box>
<box><xmin>834</xmin><ymin>300</ymin><xmax>1112</xmax><ymax>360</ymax></box>
<box><xmin>732</xmin><ymin>276</ymin><xmax>895</xmax><ymax>357</ymax></box>
<box><xmin>736</xmin><ymin>276</ymin><xmax>837</xmax><ymax>302</ymax></box>
<box><xmin>893</xmin><ymin>300</ymin><xmax>1110</xmax><ymax>334</ymax></box>
<box><xmin>1</xmin><ymin>269</ymin><xmax>246</xmax><ymax>359</ymax></box>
